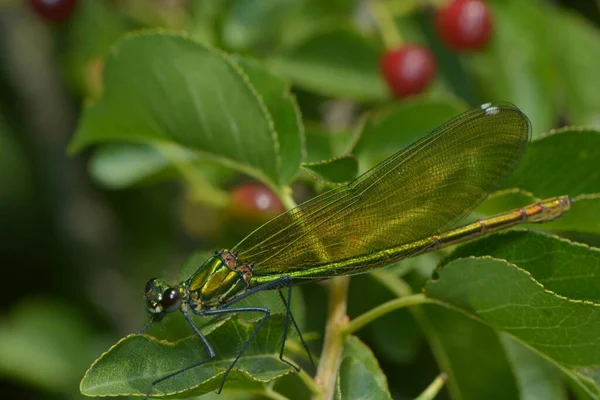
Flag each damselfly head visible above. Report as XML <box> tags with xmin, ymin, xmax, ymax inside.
<box><xmin>144</xmin><ymin>278</ymin><xmax>182</xmax><ymax>315</ymax></box>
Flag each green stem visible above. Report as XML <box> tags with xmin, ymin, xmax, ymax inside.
<box><xmin>343</xmin><ymin>293</ymin><xmax>432</xmax><ymax>335</ymax></box>
<box><xmin>298</xmin><ymin>368</ymin><xmax>321</xmax><ymax>396</ymax></box>
<box><xmin>312</xmin><ymin>276</ymin><xmax>350</xmax><ymax>400</ymax></box>
<box><xmin>371</xmin><ymin>0</ymin><xmax>404</xmax><ymax>49</ymax></box>
<box><xmin>154</xmin><ymin>142</ymin><xmax>229</xmax><ymax>208</ymax></box>
<box><xmin>415</xmin><ymin>373</ymin><xmax>448</xmax><ymax>400</ymax></box>
<box><xmin>262</xmin><ymin>388</ymin><xmax>290</xmax><ymax>400</ymax></box>
<box><xmin>372</xmin><ymin>271</ymin><xmax>456</xmax><ymax>398</ymax></box>
<box><xmin>278</xmin><ymin>186</ymin><xmax>298</xmax><ymax>210</ymax></box>
<box><xmin>371</xmin><ymin>269</ymin><xmax>413</xmax><ymax>296</ymax></box>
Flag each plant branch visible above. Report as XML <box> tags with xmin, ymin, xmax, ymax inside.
<box><xmin>297</xmin><ymin>368</ymin><xmax>321</xmax><ymax>396</ymax></box>
<box><xmin>278</xmin><ymin>186</ymin><xmax>298</xmax><ymax>210</ymax></box>
<box><xmin>154</xmin><ymin>142</ymin><xmax>230</xmax><ymax>208</ymax></box>
<box><xmin>262</xmin><ymin>388</ymin><xmax>290</xmax><ymax>400</ymax></box>
<box><xmin>371</xmin><ymin>0</ymin><xmax>404</xmax><ymax>48</ymax></box>
<box><xmin>415</xmin><ymin>373</ymin><xmax>448</xmax><ymax>400</ymax></box>
<box><xmin>312</xmin><ymin>276</ymin><xmax>350</xmax><ymax>400</ymax></box>
<box><xmin>342</xmin><ymin>293</ymin><xmax>432</xmax><ymax>335</ymax></box>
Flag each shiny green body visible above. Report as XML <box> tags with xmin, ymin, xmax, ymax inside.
<box><xmin>183</xmin><ymin>195</ymin><xmax>570</xmax><ymax>309</ymax></box>
<box><xmin>185</xmin><ymin>256</ymin><xmax>248</xmax><ymax>310</ymax></box>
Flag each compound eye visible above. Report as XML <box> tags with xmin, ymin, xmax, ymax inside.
<box><xmin>161</xmin><ymin>288</ymin><xmax>181</xmax><ymax>313</ymax></box>
<box><xmin>145</xmin><ymin>277</ymin><xmax>158</xmax><ymax>294</ymax></box>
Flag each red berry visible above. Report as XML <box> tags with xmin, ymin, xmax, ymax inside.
<box><xmin>380</xmin><ymin>45</ymin><xmax>436</xmax><ymax>98</ymax></box>
<box><xmin>29</xmin><ymin>0</ymin><xmax>78</xmax><ymax>22</ymax></box>
<box><xmin>229</xmin><ymin>183</ymin><xmax>285</xmax><ymax>220</ymax></box>
<box><xmin>436</xmin><ymin>0</ymin><xmax>492</xmax><ymax>51</ymax></box>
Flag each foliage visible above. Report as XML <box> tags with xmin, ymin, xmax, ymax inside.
<box><xmin>1</xmin><ymin>1</ymin><xmax>600</xmax><ymax>400</ymax></box>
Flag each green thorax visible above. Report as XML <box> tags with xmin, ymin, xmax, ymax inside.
<box><xmin>184</xmin><ymin>251</ymin><xmax>250</xmax><ymax>310</ymax></box>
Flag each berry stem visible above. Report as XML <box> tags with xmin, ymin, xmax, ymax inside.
<box><xmin>371</xmin><ymin>0</ymin><xmax>404</xmax><ymax>49</ymax></box>
<box><xmin>277</xmin><ymin>186</ymin><xmax>298</xmax><ymax>210</ymax></box>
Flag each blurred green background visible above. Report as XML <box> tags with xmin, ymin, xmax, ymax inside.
<box><xmin>1</xmin><ymin>0</ymin><xmax>600</xmax><ymax>399</ymax></box>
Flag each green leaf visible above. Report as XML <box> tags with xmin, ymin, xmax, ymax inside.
<box><xmin>80</xmin><ymin>314</ymin><xmax>295</xmax><ymax>398</ymax></box>
<box><xmin>301</xmin><ymin>155</ymin><xmax>358</xmax><ymax>185</ymax></box>
<box><xmin>305</xmin><ymin>123</ymin><xmax>335</xmax><ymax>163</ymax></box>
<box><xmin>89</xmin><ymin>143</ymin><xmax>233</xmax><ymax>207</ymax></box>
<box><xmin>271</xmin><ymin>370</ymin><xmax>313</xmax><ymax>400</ymax></box>
<box><xmin>338</xmin><ymin>335</ymin><xmax>391</xmax><ymax>400</ymax></box>
<box><xmin>351</xmin><ymin>98</ymin><xmax>466</xmax><ymax>172</ymax></box>
<box><xmin>231</xmin><ymin>56</ymin><xmax>305</xmax><ymax>185</ymax></box>
<box><xmin>466</xmin><ymin>0</ymin><xmax>556</xmax><ymax>136</ymax></box>
<box><xmin>89</xmin><ymin>143</ymin><xmax>196</xmax><ymax>189</ymax></box>
<box><xmin>501</xmin><ymin>128</ymin><xmax>600</xmax><ymax>197</ymax></box>
<box><xmin>425</xmin><ymin>256</ymin><xmax>600</xmax><ymax>398</ymax></box>
<box><xmin>267</xmin><ymin>26</ymin><xmax>388</xmax><ymax>101</ymax></box>
<box><xmin>421</xmin><ymin>305</ymin><xmax>520</xmax><ymax>400</ymax></box>
<box><xmin>68</xmin><ymin>32</ymin><xmax>283</xmax><ymax>188</ymax></box>
<box><xmin>444</xmin><ymin>230</ymin><xmax>600</xmax><ymax>302</ymax></box>
<box><xmin>500</xmin><ymin>334</ymin><xmax>567</xmax><ymax>400</ymax></box>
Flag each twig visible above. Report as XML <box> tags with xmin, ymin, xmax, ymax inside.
<box><xmin>312</xmin><ymin>276</ymin><xmax>350</xmax><ymax>400</ymax></box>
<box><xmin>343</xmin><ymin>293</ymin><xmax>432</xmax><ymax>335</ymax></box>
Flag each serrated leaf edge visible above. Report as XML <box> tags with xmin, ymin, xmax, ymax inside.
<box><xmin>69</xmin><ymin>30</ymin><xmax>285</xmax><ymax>189</ymax></box>
<box><xmin>535</xmin><ymin>125</ymin><xmax>600</xmax><ymax>141</ymax></box>
<box><xmin>430</xmin><ymin>254</ymin><xmax>600</xmax><ymax>310</ymax></box>
<box><xmin>81</xmin><ymin>318</ymin><xmax>295</xmax><ymax>397</ymax></box>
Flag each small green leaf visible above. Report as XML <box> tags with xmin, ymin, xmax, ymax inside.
<box><xmin>81</xmin><ymin>314</ymin><xmax>295</xmax><ymax>398</ymax></box>
<box><xmin>301</xmin><ymin>155</ymin><xmax>358</xmax><ymax>185</ymax></box>
<box><xmin>89</xmin><ymin>143</ymin><xmax>196</xmax><ymax>189</ymax></box>
<box><xmin>268</xmin><ymin>26</ymin><xmax>387</xmax><ymax>101</ymax></box>
<box><xmin>69</xmin><ymin>32</ymin><xmax>282</xmax><ymax>187</ymax></box>
<box><xmin>89</xmin><ymin>143</ymin><xmax>233</xmax><ymax>207</ymax></box>
<box><xmin>501</xmin><ymin>128</ymin><xmax>600</xmax><ymax>197</ymax></box>
<box><xmin>425</xmin><ymin>256</ymin><xmax>600</xmax><ymax>397</ymax></box>
<box><xmin>304</xmin><ymin>123</ymin><xmax>335</xmax><ymax>163</ymax></box>
<box><xmin>351</xmin><ymin>98</ymin><xmax>466</xmax><ymax>172</ymax></box>
<box><xmin>338</xmin><ymin>335</ymin><xmax>391</xmax><ymax>400</ymax></box>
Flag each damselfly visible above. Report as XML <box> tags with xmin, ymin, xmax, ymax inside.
<box><xmin>141</xmin><ymin>102</ymin><xmax>570</xmax><ymax>398</ymax></box>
